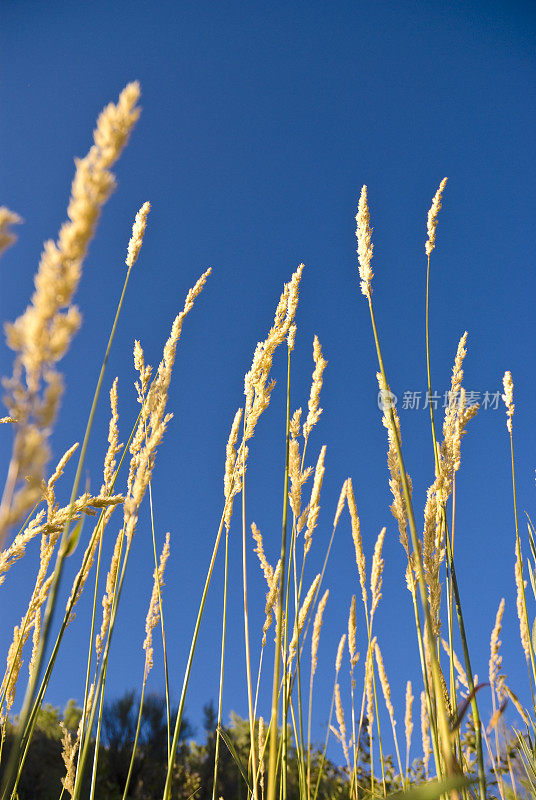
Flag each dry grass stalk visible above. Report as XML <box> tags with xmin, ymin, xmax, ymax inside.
<box><xmin>252</xmin><ymin>523</ymin><xmax>273</xmax><ymax>588</ymax></box>
<box><xmin>334</xmin><ymin>682</ymin><xmax>350</xmax><ymax>769</ymax></box>
<box><xmin>345</xmin><ymin>479</ymin><xmax>367</xmax><ymax>609</ymax></box>
<box><xmin>243</xmin><ymin>265</ymin><xmax>303</xmax><ymax>443</ymax></box>
<box><xmin>0</xmin><ymin>511</ymin><xmax>46</xmax><ymax>586</ymax></box>
<box><xmin>288</xmin><ymin>573</ymin><xmax>321</xmax><ymax>666</ymax></box>
<box><xmin>302</xmin><ymin>336</ymin><xmax>327</xmax><ymax>441</ymax></box>
<box><xmin>335</xmin><ymin>634</ymin><xmax>346</xmax><ymax>674</ymax></box>
<box><xmin>489</xmin><ymin>598</ymin><xmax>505</xmax><ymax>691</ymax></box>
<box><xmin>405</xmin><ymin>680</ymin><xmax>414</xmax><ymax>771</ymax></box>
<box><xmin>143</xmin><ymin>532</ymin><xmax>171</xmax><ymax>677</ymax></box>
<box><xmin>333</xmin><ymin>480</ymin><xmax>347</xmax><ymax>529</ymax></box>
<box><xmin>503</xmin><ymin>685</ymin><xmax>530</xmax><ymax>727</ymax></box>
<box><xmin>0</xmin><ymin>207</ymin><xmax>22</xmax><ymax>257</ymax></box>
<box><xmin>365</xmin><ymin>641</ymin><xmax>375</xmax><ymax>744</ymax></box>
<box><xmin>124</xmin><ymin>268</ymin><xmax>211</xmax><ymax>548</ymax></box>
<box><xmin>425</xmin><ymin>178</ymin><xmax>448</xmax><ymax>256</ymax></box>
<box><xmin>440</xmin><ymin>638</ymin><xmax>468</xmax><ymax>692</ymax></box>
<box><xmin>258</xmin><ymin>715</ymin><xmax>265</xmax><ymax>795</ymax></box>
<box><xmin>311</xmin><ymin>589</ymin><xmax>329</xmax><ymax>678</ymax></box>
<box><xmin>60</xmin><ymin>718</ymin><xmax>82</xmax><ymax>797</ymax></box>
<box><xmin>66</xmin><ymin>504</ymin><xmax>117</xmax><ymax>627</ymax></box>
<box><xmin>1</xmin><ymin>83</ymin><xmax>141</xmax><ymax>541</ymax></box>
<box><xmin>101</xmin><ymin>379</ymin><xmax>122</xmax><ymax>496</ymax></box>
<box><xmin>262</xmin><ymin>560</ymin><xmax>281</xmax><ymax>647</ymax></box>
<box><xmin>125</xmin><ymin>202</ymin><xmax>150</xmax><ymax>268</ymax></box>
<box><xmin>502</xmin><ymin>371</ymin><xmax>514</xmax><ymax>433</ymax></box>
<box><xmin>348</xmin><ymin>595</ymin><xmax>357</xmax><ymax>668</ymax></box>
<box><xmin>1</xmin><ymin>452</ymin><xmax>121</xmax><ymax>715</ymax></box>
<box><xmin>421</xmin><ymin>333</ymin><xmax>478</xmax><ymax>637</ymax></box>
<box><xmin>288</xmin><ymin>409</ymin><xmax>313</xmax><ymax>520</ymax></box>
<box><xmin>377</xmin><ymin>372</ymin><xmax>412</xmax><ymax>559</ymax></box>
<box><xmin>304</xmin><ymin>446</ymin><xmax>326</xmax><ymax>556</ymax></box>
<box><xmin>223</xmin><ymin>408</ymin><xmax>243</xmax><ymax>530</ymax></box>
<box><xmin>420</xmin><ymin>690</ymin><xmax>430</xmax><ymax>778</ymax></box>
<box><xmin>370</xmin><ymin>527</ymin><xmax>386</xmax><ymax>619</ymax></box>
<box><xmin>355</xmin><ymin>185</ymin><xmax>374</xmax><ymax>299</ymax></box>
<box><xmin>133</xmin><ymin>340</ymin><xmax>152</xmax><ymax>403</ymax></box>
<box><xmin>374</xmin><ymin>641</ymin><xmax>394</xmax><ymax>722</ymax></box>
<box><xmin>515</xmin><ymin>540</ymin><xmax>530</xmax><ymax>662</ymax></box>
<box><xmin>287</xmin><ymin>322</ymin><xmax>296</xmax><ymax>352</ymax></box>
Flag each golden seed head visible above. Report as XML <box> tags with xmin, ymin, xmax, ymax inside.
<box><xmin>345</xmin><ymin>478</ymin><xmax>367</xmax><ymax>606</ymax></box>
<box><xmin>370</xmin><ymin>527</ymin><xmax>386</xmax><ymax>617</ymax></box>
<box><xmin>405</xmin><ymin>680</ymin><xmax>414</xmax><ymax>758</ymax></box>
<box><xmin>348</xmin><ymin>595</ymin><xmax>357</xmax><ymax>664</ymax></box>
<box><xmin>515</xmin><ymin>540</ymin><xmax>530</xmax><ymax>661</ymax></box>
<box><xmin>303</xmin><ymin>336</ymin><xmax>327</xmax><ymax>441</ymax></box>
<box><xmin>0</xmin><ymin>207</ymin><xmax>22</xmax><ymax>257</ymax></box>
<box><xmin>125</xmin><ymin>201</ymin><xmax>150</xmax><ymax>268</ymax></box>
<box><xmin>335</xmin><ymin>633</ymin><xmax>346</xmax><ymax>673</ymax></box>
<box><xmin>311</xmin><ymin>589</ymin><xmax>329</xmax><ymax>678</ymax></box>
<box><xmin>425</xmin><ymin>177</ymin><xmax>448</xmax><ymax>256</ymax></box>
<box><xmin>502</xmin><ymin>371</ymin><xmax>514</xmax><ymax>433</ymax></box>
<box><xmin>489</xmin><ymin>598</ymin><xmax>505</xmax><ymax>689</ymax></box>
<box><xmin>355</xmin><ymin>185</ymin><xmax>374</xmax><ymax>299</ymax></box>
<box><xmin>375</xmin><ymin>641</ymin><xmax>394</xmax><ymax>720</ymax></box>
<box><xmin>304</xmin><ymin>445</ymin><xmax>326</xmax><ymax>556</ymax></box>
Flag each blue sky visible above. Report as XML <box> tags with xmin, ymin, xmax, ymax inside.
<box><xmin>1</xmin><ymin>0</ymin><xmax>536</xmax><ymax>765</ymax></box>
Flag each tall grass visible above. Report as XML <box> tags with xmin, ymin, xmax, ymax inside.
<box><xmin>0</xmin><ymin>83</ymin><xmax>533</xmax><ymax>800</ymax></box>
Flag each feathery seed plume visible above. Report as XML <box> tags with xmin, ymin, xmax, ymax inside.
<box><xmin>377</xmin><ymin>372</ymin><xmax>412</xmax><ymax>557</ymax></box>
<box><xmin>133</xmin><ymin>340</ymin><xmax>152</xmax><ymax>402</ymax></box>
<box><xmin>287</xmin><ymin>322</ymin><xmax>296</xmax><ymax>351</ymax></box>
<box><xmin>355</xmin><ymin>186</ymin><xmax>374</xmax><ymax>299</ymax></box>
<box><xmin>125</xmin><ymin>201</ymin><xmax>150</xmax><ymax>268</ymax></box>
<box><xmin>60</xmin><ymin>720</ymin><xmax>81</xmax><ymax>798</ymax></box>
<box><xmin>143</xmin><ymin>532</ymin><xmax>171</xmax><ymax>677</ymax></box>
<box><xmin>345</xmin><ymin>479</ymin><xmax>367</xmax><ymax>608</ymax></box>
<box><xmin>311</xmin><ymin>589</ymin><xmax>329</xmax><ymax>678</ymax></box>
<box><xmin>335</xmin><ymin>634</ymin><xmax>346</xmax><ymax>673</ymax></box>
<box><xmin>365</xmin><ymin>643</ymin><xmax>375</xmax><ymax>742</ymax></box>
<box><xmin>515</xmin><ymin>540</ymin><xmax>530</xmax><ymax>661</ymax></box>
<box><xmin>258</xmin><ymin>716</ymin><xmax>265</xmax><ymax>792</ymax></box>
<box><xmin>303</xmin><ymin>336</ymin><xmax>327</xmax><ymax>440</ymax></box>
<box><xmin>289</xmin><ymin>408</ymin><xmax>302</xmax><ymax>439</ymax></box>
<box><xmin>0</xmin><ymin>207</ymin><xmax>22</xmax><ymax>257</ymax></box>
<box><xmin>101</xmin><ymin>379</ymin><xmax>122</xmax><ymax>494</ymax></box>
<box><xmin>96</xmin><ymin>531</ymin><xmax>122</xmax><ymax>658</ymax></box>
<box><xmin>405</xmin><ymin>681</ymin><xmax>414</xmax><ymax>769</ymax></box>
<box><xmin>262</xmin><ymin>560</ymin><xmax>281</xmax><ymax>646</ymax></box>
<box><xmin>370</xmin><ymin>527</ymin><xmax>386</xmax><ymax>618</ymax></box>
<box><xmin>124</xmin><ymin>269</ymin><xmax>211</xmax><ymax>547</ymax></box>
<box><xmin>348</xmin><ymin>595</ymin><xmax>357</xmax><ymax>667</ymax></box>
<box><xmin>502</xmin><ymin>371</ymin><xmax>514</xmax><ymax>433</ymax></box>
<box><xmin>243</xmin><ymin>265</ymin><xmax>304</xmax><ymax>442</ymax></box>
<box><xmin>252</xmin><ymin>522</ymin><xmax>274</xmax><ymax>587</ymax></box>
<box><xmin>375</xmin><ymin>641</ymin><xmax>394</xmax><ymax>721</ymax></box>
<box><xmin>334</xmin><ymin>682</ymin><xmax>350</xmax><ymax>769</ymax></box>
<box><xmin>1</xmin><ymin>83</ymin><xmax>141</xmax><ymax>542</ymax></box>
<box><xmin>425</xmin><ymin>178</ymin><xmax>448</xmax><ymax>256</ymax></box>
<box><xmin>333</xmin><ymin>480</ymin><xmax>347</xmax><ymax>529</ymax></box>
<box><xmin>304</xmin><ymin>446</ymin><xmax>326</xmax><ymax>556</ymax></box>
<box><xmin>223</xmin><ymin>408</ymin><xmax>243</xmax><ymax>530</ymax></box>
<box><xmin>489</xmin><ymin>598</ymin><xmax>505</xmax><ymax>689</ymax></box>
<box><xmin>288</xmin><ymin>573</ymin><xmax>321</xmax><ymax>666</ymax></box>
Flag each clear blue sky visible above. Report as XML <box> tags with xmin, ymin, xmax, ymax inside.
<box><xmin>1</xmin><ymin>0</ymin><xmax>535</xmax><ymax>762</ymax></box>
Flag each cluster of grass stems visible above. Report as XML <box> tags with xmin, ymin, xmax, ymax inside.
<box><xmin>0</xmin><ymin>83</ymin><xmax>534</xmax><ymax>800</ymax></box>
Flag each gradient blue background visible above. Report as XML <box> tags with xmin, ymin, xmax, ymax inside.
<box><xmin>1</xmin><ymin>0</ymin><xmax>535</xmax><ymax>764</ymax></box>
